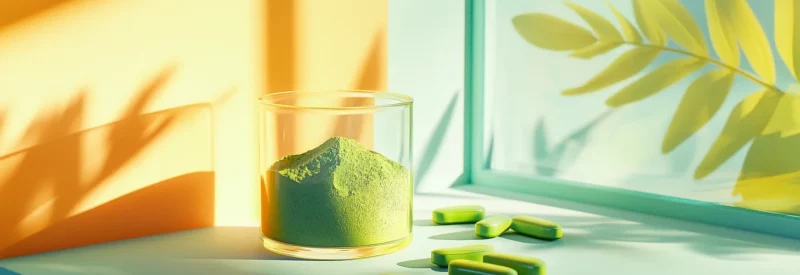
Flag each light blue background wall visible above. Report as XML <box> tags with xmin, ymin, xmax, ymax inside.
<box><xmin>389</xmin><ymin>0</ymin><xmax>465</xmax><ymax>193</ymax></box>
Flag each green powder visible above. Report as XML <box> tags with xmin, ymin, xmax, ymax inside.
<box><xmin>261</xmin><ymin>136</ymin><xmax>411</xmax><ymax>247</ymax></box>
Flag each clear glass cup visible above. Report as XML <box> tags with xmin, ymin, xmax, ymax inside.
<box><xmin>258</xmin><ymin>90</ymin><xmax>413</xmax><ymax>260</ymax></box>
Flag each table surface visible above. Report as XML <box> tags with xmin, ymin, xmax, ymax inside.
<box><xmin>1</xmin><ymin>185</ymin><xmax>799</xmax><ymax>275</ymax></box>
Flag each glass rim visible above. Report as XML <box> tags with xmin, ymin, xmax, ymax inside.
<box><xmin>258</xmin><ymin>90</ymin><xmax>414</xmax><ymax>110</ymax></box>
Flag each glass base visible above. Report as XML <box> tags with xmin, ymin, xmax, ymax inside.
<box><xmin>261</xmin><ymin>234</ymin><xmax>412</xmax><ymax>260</ymax></box>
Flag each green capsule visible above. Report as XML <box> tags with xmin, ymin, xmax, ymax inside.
<box><xmin>483</xmin><ymin>253</ymin><xmax>546</xmax><ymax>275</ymax></box>
<box><xmin>432</xmin><ymin>205</ymin><xmax>486</xmax><ymax>225</ymax></box>
<box><xmin>431</xmin><ymin>244</ymin><xmax>494</xmax><ymax>267</ymax></box>
<box><xmin>510</xmin><ymin>216</ymin><xmax>562</xmax><ymax>240</ymax></box>
<box><xmin>475</xmin><ymin>215</ymin><xmax>512</xmax><ymax>238</ymax></box>
<box><xmin>448</xmin><ymin>259</ymin><xmax>518</xmax><ymax>275</ymax></box>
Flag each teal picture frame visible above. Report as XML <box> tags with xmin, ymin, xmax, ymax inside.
<box><xmin>463</xmin><ymin>0</ymin><xmax>800</xmax><ymax>240</ymax></box>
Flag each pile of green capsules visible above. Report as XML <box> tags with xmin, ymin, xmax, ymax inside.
<box><xmin>429</xmin><ymin>205</ymin><xmax>562</xmax><ymax>275</ymax></box>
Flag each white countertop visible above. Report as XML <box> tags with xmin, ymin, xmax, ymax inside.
<box><xmin>1</xmin><ymin>185</ymin><xmax>798</xmax><ymax>275</ymax></box>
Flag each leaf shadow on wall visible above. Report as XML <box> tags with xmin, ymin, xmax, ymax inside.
<box><xmin>532</xmin><ymin>110</ymin><xmax>613</xmax><ymax>177</ymax></box>
<box><xmin>0</xmin><ymin>0</ymin><xmax>74</xmax><ymax>31</ymax></box>
<box><xmin>331</xmin><ymin>29</ymin><xmax>387</xmax><ymax>148</ymax></box>
<box><xmin>263</xmin><ymin>0</ymin><xmax>388</xmax><ymax>157</ymax></box>
<box><xmin>263</xmin><ymin>0</ymin><xmax>297</xmax><ymax>159</ymax></box>
<box><xmin>0</xmin><ymin>66</ymin><xmax>215</xmax><ymax>259</ymax></box>
<box><xmin>415</xmin><ymin>91</ymin><xmax>459</xmax><ymax>191</ymax></box>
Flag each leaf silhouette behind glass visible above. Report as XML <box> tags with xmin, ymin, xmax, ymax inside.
<box><xmin>564</xmin><ymin>2</ymin><xmax>622</xmax><ymax>42</ymax></box>
<box><xmin>563</xmin><ymin>47</ymin><xmax>661</xmax><ymax>95</ymax></box>
<box><xmin>761</xmin><ymin>93</ymin><xmax>800</xmax><ymax>137</ymax></box>
<box><xmin>512</xmin><ymin>0</ymin><xmax>799</xmax><ymax>197</ymax></box>
<box><xmin>730</xmin><ymin>0</ymin><xmax>775</xmax><ymax>83</ymax></box>
<box><xmin>695</xmin><ymin>89</ymin><xmax>783</xmax><ymax>179</ymax></box>
<box><xmin>512</xmin><ymin>13</ymin><xmax>597</xmax><ymax>51</ymax></box>
<box><xmin>570</xmin><ymin>41</ymin><xmax>620</xmax><ymax>59</ymax></box>
<box><xmin>733</xmin><ymin>133</ymin><xmax>800</xmax><ymax>215</ymax></box>
<box><xmin>775</xmin><ymin>0</ymin><xmax>800</xmax><ymax>80</ymax></box>
<box><xmin>633</xmin><ymin>0</ymin><xmax>666</xmax><ymax>46</ymax></box>
<box><xmin>663</xmin><ymin>69</ymin><xmax>735</xmax><ymax>153</ymax></box>
<box><xmin>706</xmin><ymin>0</ymin><xmax>739</xmax><ymax>66</ymax></box>
<box><xmin>606</xmin><ymin>58</ymin><xmax>705</xmax><ymax>107</ymax></box>
<box><xmin>607</xmin><ymin>1</ymin><xmax>642</xmax><ymax>43</ymax></box>
<box><xmin>650</xmin><ymin>0</ymin><xmax>707</xmax><ymax>54</ymax></box>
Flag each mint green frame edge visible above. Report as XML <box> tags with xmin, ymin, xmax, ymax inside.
<box><xmin>464</xmin><ymin>0</ymin><xmax>484</xmax><ymax>181</ymax></box>
<box><xmin>462</xmin><ymin>0</ymin><xmax>800</xmax><ymax>240</ymax></box>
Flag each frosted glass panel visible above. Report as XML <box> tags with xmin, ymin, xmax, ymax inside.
<box><xmin>485</xmin><ymin>0</ymin><xmax>800</xmax><ymax>216</ymax></box>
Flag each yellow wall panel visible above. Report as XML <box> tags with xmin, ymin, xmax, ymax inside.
<box><xmin>0</xmin><ymin>0</ymin><xmax>386</xmax><ymax>259</ymax></box>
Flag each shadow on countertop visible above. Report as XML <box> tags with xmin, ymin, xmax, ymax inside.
<box><xmin>397</xmin><ymin>258</ymin><xmax>446</xmax><ymax>273</ymax></box>
<box><xmin>0</xmin><ymin>226</ymin><xmax>314</xmax><ymax>275</ymax></box>
<box><xmin>454</xmin><ymin>185</ymin><xmax>800</xmax><ymax>260</ymax></box>
<box><xmin>78</xmin><ymin>226</ymin><xmax>302</xmax><ymax>261</ymax></box>
<box><xmin>428</xmin><ymin>230</ymin><xmax>481</xmax><ymax>241</ymax></box>
<box><xmin>412</xmin><ymin>219</ymin><xmax>438</xmax><ymax>227</ymax></box>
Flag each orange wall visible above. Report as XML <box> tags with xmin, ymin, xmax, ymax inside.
<box><xmin>0</xmin><ymin>0</ymin><xmax>386</xmax><ymax>259</ymax></box>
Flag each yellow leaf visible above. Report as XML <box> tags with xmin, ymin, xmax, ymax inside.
<box><xmin>663</xmin><ymin>69</ymin><xmax>734</xmax><ymax>153</ymax></box>
<box><xmin>607</xmin><ymin>1</ymin><xmax>642</xmax><ymax>43</ymax></box>
<box><xmin>694</xmin><ymin>89</ymin><xmax>783</xmax><ymax>179</ymax></box>
<box><xmin>569</xmin><ymin>41</ymin><xmax>621</xmax><ymax>59</ymax></box>
<box><xmin>789</xmin><ymin>83</ymin><xmax>800</xmax><ymax>94</ymax></box>
<box><xmin>650</xmin><ymin>0</ymin><xmax>707</xmax><ymax>54</ymax></box>
<box><xmin>733</xmin><ymin>134</ymin><xmax>800</xmax><ymax>215</ymax></box>
<box><xmin>761</xmin><ymin>93</ymin><xmax>800</xmax><ymax>137</ymax></box>
<box><xmin>735</xmin><ymin>199</ymin><xmax>800</xmax><ymax>215</ymax></box>
<box><xmin>730</xmin><ymin>0</ymin><xmax>776</xmax><ymax>84</ymax></box>
<box><xmin>564</xmin><ymin>2</ymin><xmax>623</xmax><ymax>42</ymax></box>
<box><xmin>633</xmin><ymin>0</ymin><xmax>665</xmax><ymax>46</ymax></box>
<box><xmin>739</xmin><ymin>134</ymin><xmax>800</xmax><ymax>181</ymax></box>
<box><xmin>512</xmin><ymin>13</ymin><xmax>598</xmax><ymax>51</ymax></box>
<box><xmin>706</xmin><ymin>0</ymin><xmax>739</xmax><ymax>66</ymax></box>
<box><xmin>606</xmin><ymin>58</ymin><xmax>704</xmax><ymax>107</ymax></box>
<box><xmin>563</xmin><ymin>47</ymin><xmax>660</xmax><ymax>95</ymax></box>
<box><xmin>775</xmin><ymin>0</ymin><xmax>800</xmax><ymax>80</ymax></box>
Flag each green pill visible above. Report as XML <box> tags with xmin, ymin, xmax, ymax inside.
<box><xmin>448</xmin><ymin>259</ymin><xmax>518</xmax><ymax>275</ymax></box>
<box><xmin>475</xmin><ymin>215</ymin><xmax>512</xmax><ymax>238</ymax></box>
<box><xmin>431</xmin><ymin>244</ymin><xmax>494</xmax><ymax>267</ymax></box>
<box><xmin>483</xmin><ymin>253</ymin><xmax>546</xmax><ymax>275</ymax></box>
<box><xmin>510</xmin><ymin>216</ymin><xmax>562</xmax><ymax>240</ymax></box>
<box><xmin>433</xmin><ymin>205</ymin><xmax>486</xmax><ymax>224</ymax></box>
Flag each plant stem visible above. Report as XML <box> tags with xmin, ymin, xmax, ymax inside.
<box><xmin>627</xmin><ymin>42</ymin><xmax>782</xmax><ymax>93</ymax></box>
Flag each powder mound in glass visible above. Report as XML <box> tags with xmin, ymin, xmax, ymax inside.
<box><xmin>262</xmin><ymin>136</ymin><xmax>411</xmax><ymax>247</ymax></box>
